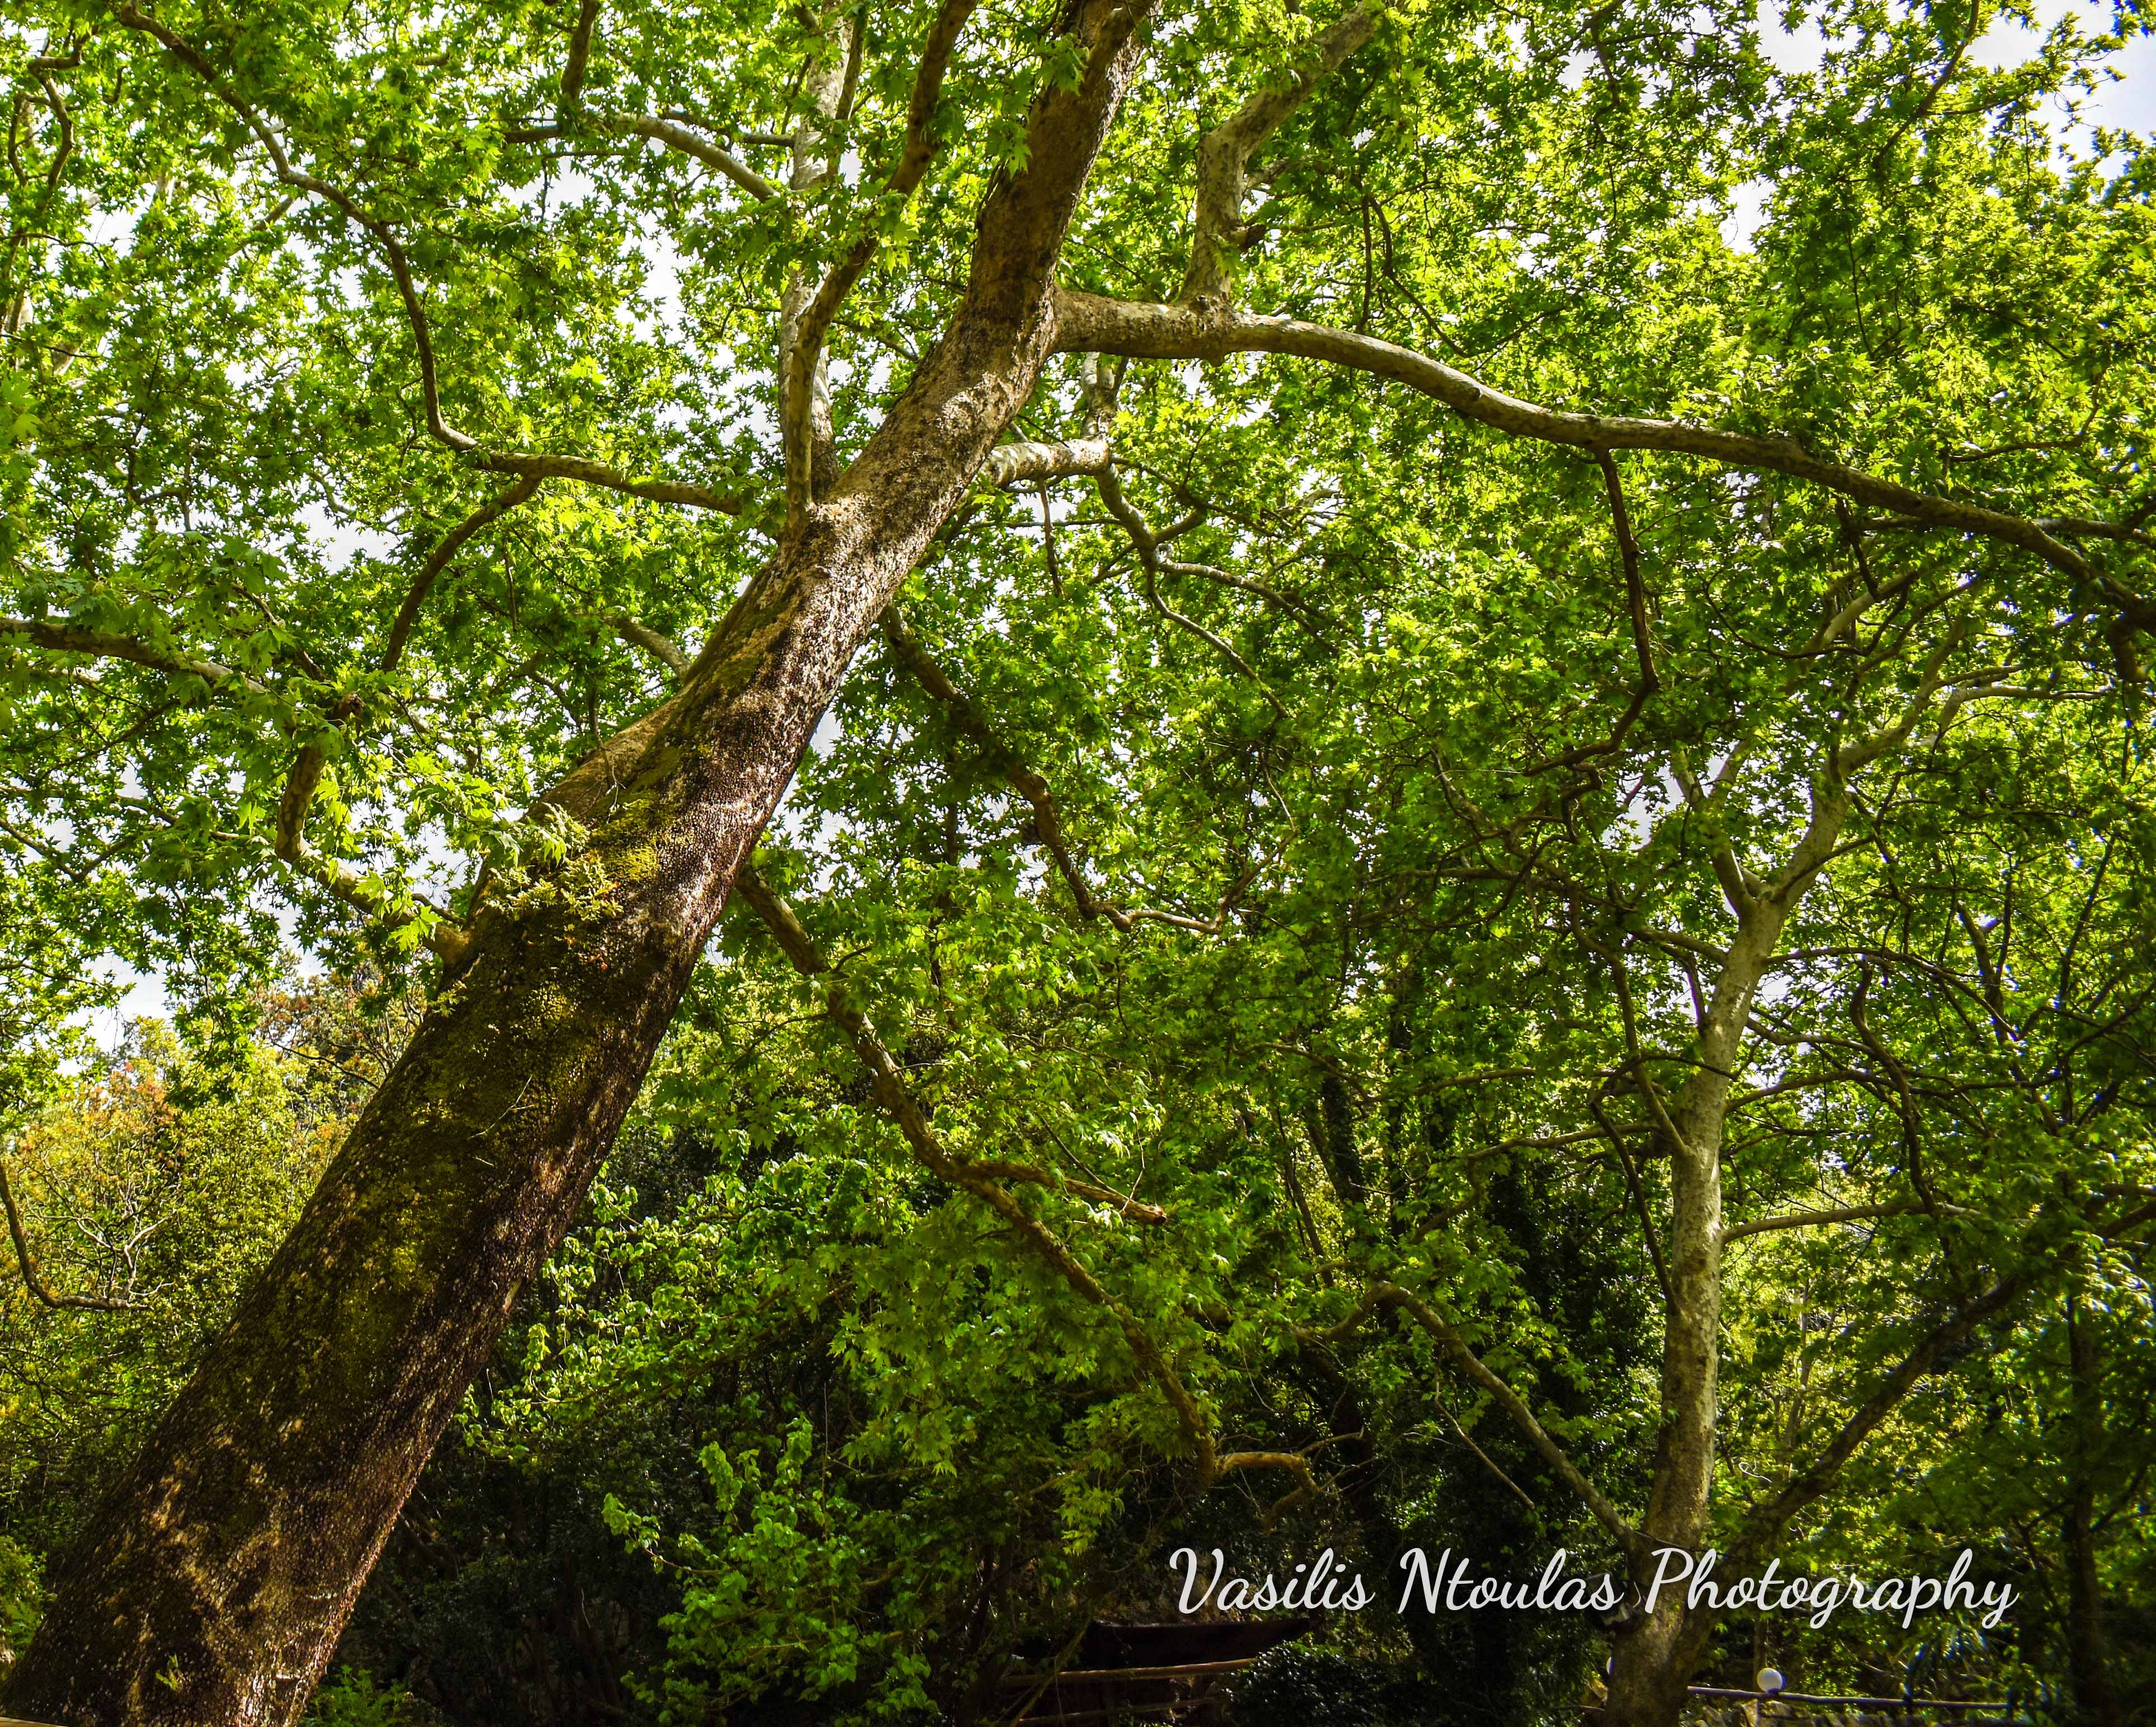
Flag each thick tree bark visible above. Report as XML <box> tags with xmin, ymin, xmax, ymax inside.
<box><xmin>2</xmin><ymin>8</ymin><xmax>1151</xmax><ymax>1723</ymax></box>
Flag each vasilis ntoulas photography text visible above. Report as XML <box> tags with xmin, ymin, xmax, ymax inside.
<box><xmin>1170</xmin><ymin>1545</ymin><xmax>2019</xmax><ymax>1631</ymax></box>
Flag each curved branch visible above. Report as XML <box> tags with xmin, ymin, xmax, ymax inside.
<box><xmin>0</xmin><ymin>616</ymin><xmax>267</xmax><ymax>694</ymax></box>
<box><xmin>611</xmin><ymin>614</ymin><xmax>691</xmax><ymax>678</ymax></box>
<box><xmin>2</xmin><ymin>1157</ymin><xmax>138</xmax><ymax>1312</ymax></box>
<box><xmin>1182</xmin><ymin>2</ymin><xmax>1383</xmax><ymax>303</ymax></box>
<box><xmin>1094</xmin><ymin>464</ymin><xmax>1285</xmax><ymax>714</ymax></box>
<box><xmin>559</xmin><ymin>0</ymin><xmax>602</xmax><ymax>105</ymax></box>
<box><xmin>276</xmin><ymin>476</ymin><xmax>543</xmax><ymax>874</ymax></box>
<box><xmin>1051</xmin><ymin>292</ymin><xmax>2131</xmax><ymax>598</ymax></box>
<box><xmin>1720</xmin><ymin>1199</ymin><xmax>1953</xmax><ymax>1244</ymax></box>
<box><xmin>471</xmin><ymin>452</ymin><xmax>743</xmax><ymax>513</ymax></box>
<box><xmin>604</xmin><ymin>115</ymin><xmax>779</xmax><ymax>201</ymax></box>
<box><xmin>381</xmin><ymin>475</ymin><xmax>543</xmax><ymax>672</ymax></box>
<box><xmin>115</xmin><ymin>6</ymin><xmax>476</xmax><ymax>450</ymax></box>
<box><xmin>1527</xmin><ymin>450</ymin><xmax>1659</xmax><ymax>772</ymax></box>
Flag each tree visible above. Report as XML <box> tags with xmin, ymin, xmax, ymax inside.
<box><xmin>1</xmin><ymin>0</ymin><xmax>2149</xmax><ymax>1723</ymax></box>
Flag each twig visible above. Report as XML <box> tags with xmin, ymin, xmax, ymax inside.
<box><xmin>2</xmin><ymin>1156</ymin><xmax>138</xmax><ymax>1311</ymax></box>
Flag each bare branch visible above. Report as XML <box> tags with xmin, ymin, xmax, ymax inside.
<box><xmin>603</xmin><ymin>115</ymin><xmax>779</xmax><ymax>201</ymax></box>
<box><xmin>2</xmin><ymin>1157</ymin><xmax>138</xmax><ymax>1312</ymax></box>
<box><xmin>611</xmin><ymin>615</ymin><xmax>691</xmax><ymax>678</ymax></box>
<box><xmin>1720</xmin><ymin>1200</ymin><xmax>1946</xmax><ymax>1243</ymax></box>
<box><xmin>981</xmin><ymin>435</ymin><xmax>1112</xmax><ymax>487</ymax></box>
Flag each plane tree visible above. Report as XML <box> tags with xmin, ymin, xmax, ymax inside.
<box><xmin>0</xmin><ymin>0</ymin><xmax>2149</xmax><ymax>1723</ymax></box>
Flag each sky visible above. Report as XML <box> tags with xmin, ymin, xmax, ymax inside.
<box><xmin>1723</xmin><ymin>0</ymin><xmax>2154</xmax><ymax>242</ymax></box>
<box><xmin>75</xmin><ymin>0</ymin><xmax>2154</xmax><ymax>1049</ymax></box>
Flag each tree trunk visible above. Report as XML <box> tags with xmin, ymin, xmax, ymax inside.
<box><xmin>2062</xmin><ymin>1296</ymin><xmax>2121</xmax><ymax>1727</ymax></box>
<box><xmin>2063</xmin><ymin>1490</ymin><xmax>2120</xmax><ymax>1727</ymax></box>
<box><xmin>2</xmin><ymin>9</ymin><xmax>1150</xmax><ymax>1721</ymax></box>
<box><xmin>1601</xmin><ymin>877</ymin><xmax>1819</xmax><ymax>1727</ymax></box>
<box><xmin>1600</xmin><ymin>1600</ymin><xmax>1715</xmax><ymax>1727</ymax></box>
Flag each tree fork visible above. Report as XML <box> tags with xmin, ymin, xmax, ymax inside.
<box><xmin>1</xmin><ymin>3</ymin><xmax>1154</xmax><ymax>1720</ymax></box>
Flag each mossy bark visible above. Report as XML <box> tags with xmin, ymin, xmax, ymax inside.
<box><xmin>2</xmin><ymin>9</ymin><xmax>1150</xmax><ymax>1722</ymax></box>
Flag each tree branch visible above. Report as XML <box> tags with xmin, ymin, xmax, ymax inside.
<box><xmin>1528</xmin><ymin>450</ymin><xmax>1659</xmax><ymax>772</ymax></box>
<box><xmin>1051</xmin><ymin>292</ymin><xmax>2124</xmax><ymax>596</ymax></box>
<box><xmin>1365</xmin><ymin>1281</ymin><xmax>1648</xmax><ymax>1569</ymax></box>
<box><xmin>470</xmin><ymin>452</ymin><xmax>743</xmax><ymax>514</ymax></box>
<box><xmin>598</xmin><ymin>115</ymin><xmax>779</xmax><ymax>200</ymax></box>
<box><xmin>381</xmin><ymin>476</ymin><xmax>543</xmax><ymax>672</ymax></box>
<box><xmin>1728</xmin><ymin>1270</ymin><xmax>2031</xmax><ymax>1562</ymax></box>
<box><xmin>785</xmin><ymin>0</ymin><xmax>979</xmax><ymax>519</ymax></box>
<box><xmin>1720</xmin><ymin>1200</ymin><xmax>1946</xmax><ymax>1243</ymax></box>
<box><xmin>1181</xmin><ymin>3</ymin><xmax>1383</xmax><ymax>304</ymax></box>
<box><xmin>275</xmin><ymin>475</ymin><xmax>542</xmax><ymax>897</ymax></box>
<box><xmin>0</xmin><ymin>616</ymin><xmax>267</xmax><ymax>695</ymax></box>
<box><xmin>2</xmin><ymin>1156</ymin><xmax>137</xmax><ymax>1312</ymax></box>
<box><xmin>778</xmin><ymin>16</ymin><xmax>858</xmax><ymax>518</ymax></box>
<box><xmin>116</xmin><ymin>6</ymin><xmax>475</xmax><ymax>450</ymax></box>
<box><xmin>559</xmin><ymin>0</ymin><xmax>602</xmax><ymax>106</ymax></box>
<box><xmin>732</xmin><ymin>865</ymin><xmax>1168</xmax><ymax>1233</ymax></box>
<box><xmin>981</xmin><ymin>435</ymin><xmax>1112</xmax><ymax>487</ymax></box>
<box><xmin>610</xmin><ymin>614</ymin><xmax>691</xmax><ymax>678</ymax></box>
<box><xmin>272</xmin><ymin>846</ymin><xmax>471</xmax><ymax>967</ymax></box>
<box><xmin>1093</xmin><ymin>464</ymin><xmax>1285</xmax><ymax>714</ymax></box>
<box><xmin>735</xmin><ymin>866</ymin><xmax>1228</xmax><ymax>1488</ymax></box>
<box><xmin>880</xmin><ymin>605</ymin><xmax>1258</xmax><ymax>931</ymax></box>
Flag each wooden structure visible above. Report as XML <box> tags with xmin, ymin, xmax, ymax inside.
<box><xmin>1000</xmin><ymin>1617</ymin><xmax>1315</xmax><ymax>1725</ymax></box>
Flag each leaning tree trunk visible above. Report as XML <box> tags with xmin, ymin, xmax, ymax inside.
<box><xmin>2</xmin><ymin>11</ymin><xmax>1149</xmax><ymax>1722</ymax></box>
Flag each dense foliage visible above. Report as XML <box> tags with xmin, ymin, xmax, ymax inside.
<box><xmin>2</xmin><ymin>0</ymin><xmax>2153</xmax><ymax>1722</ymax></box>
